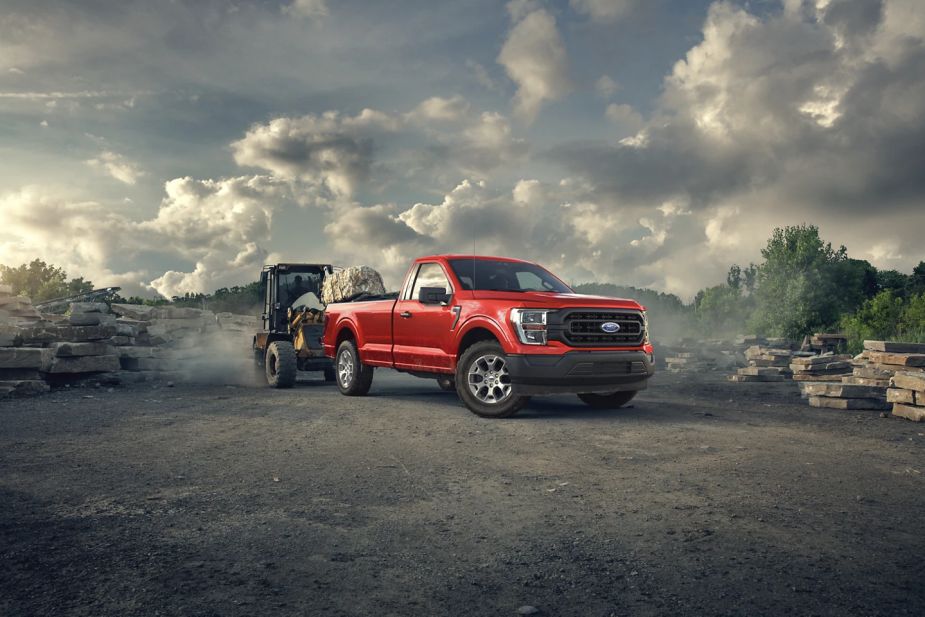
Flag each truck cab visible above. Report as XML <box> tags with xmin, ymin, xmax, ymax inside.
<box><xmin>254</xmin><ymin>263</ymin><xmax>335</xmax><ymax>387</ymax></box>
<box><xmin>322</xmin><ymin>255</ymin><xmax>655</xmax><ymax>417</ymax></box>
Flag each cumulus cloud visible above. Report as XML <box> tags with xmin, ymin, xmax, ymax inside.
<box><xmin>570</xmin><ymin>0</ymin><xmax>637</xmax><ymax>23</ymax></box>
<box><xmin>231</xmin><ymin>110</ymin><xmax>397</xmax><ymax>199</ymax></box>
<box><xmin>595</xmin><ymin>75</ymin><xmax>618</xmax><ymax>98</ymax></box>
<box><xmin>233</xmin><ymin>98</ymin><xmax>526</xmax><ymax>197</ymax></box>
<box><xmin>0</xmin><ymin>176</ymin><xmax>296</xmax><ymax>298</ymax></box>
<box><xmin>85</xmin><ymin>150</ymin><xmax>144</xmax><ymax>185</ymax></box>
<box><xmin>498</xmin><ymin>3</ymin><xmax>571</xmax><ymax>122</ymax></box>
<box><xmin>546</xmin><ymin>0</ymin><xmax>925</xmax><ymax>282</ymax></box>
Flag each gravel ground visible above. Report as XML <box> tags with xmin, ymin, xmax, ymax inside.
<box><xmin>1</xmin><ymin>370</ymin><xmax>924</xmax><ymax>617</ymax></box>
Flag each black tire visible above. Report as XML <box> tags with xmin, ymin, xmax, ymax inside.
<box><xmin>455</xmin><ymin>341</ymin><xmax>529</xmax><ymax>418</ymax></box>
<box><xmin>323</xmin><ymin>366</ymin><xmax>337</xmax><ymax>382</ymax></box>
<box><xmin>577</xmin><ymin>391</ymin><xmax>637</xmax><ymax>409</ymax></box>
<box><xmin>436</xmin><ymin>376</ymin><xmax>456</xmax><ymax>391</ymax></box>
<box><xmin>266</xmin><ymin>341</ymin><xmax>297</xmax><ymax>388</ymax></box>
<box><xmin>335</xmin><ymin>339</ymin><xmax>373</xmax><ymax>396</ymax></box>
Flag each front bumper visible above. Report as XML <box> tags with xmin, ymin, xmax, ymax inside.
<box><xmin>506</xmin><ymin>350</ymin><xmax>655</xmax><ymax>395</ymax></box>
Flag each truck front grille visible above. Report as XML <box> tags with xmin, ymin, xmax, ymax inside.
<box><xmin>560</xmin><ymin>311</ymin><xmax>645</xmax><ymax>347</ymax></box>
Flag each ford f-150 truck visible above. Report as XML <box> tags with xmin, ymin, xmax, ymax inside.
<box><xmin>322</xmin><ymin>255</ymin><xmax>654</xmax><ymax>418</ymax></box>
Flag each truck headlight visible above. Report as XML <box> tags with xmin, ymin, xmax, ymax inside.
<box><xmin>511</xmin><ymin>308</ymin><xmax>552</xmax><ymax>345</ymax></box>
<box><xmin>641</xmin><ymin>310</ymin><xmax>649</xmax><ymax>345</ymax></box>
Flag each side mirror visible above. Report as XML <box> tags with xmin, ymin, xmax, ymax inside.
<box><xmin>419</xmin><ymin>286</ymin><xmax>450</xmax><ymax>305</ymax></box>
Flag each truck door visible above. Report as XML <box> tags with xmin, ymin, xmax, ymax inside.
<box><xmin>392</xmin><ymin>262</ymin><xmax>457</xmax><ymax>371</ymax></box>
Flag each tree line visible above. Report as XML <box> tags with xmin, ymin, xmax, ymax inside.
<box><xmin>3</xmin><ymin>225</ymin><xmax>924</xmax><ymax>350</ymax></box>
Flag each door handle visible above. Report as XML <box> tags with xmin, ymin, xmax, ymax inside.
<box><xmin>399</xmin><ymin>311</ymin><xmax>412</xmax><ymax>319</ymax></box>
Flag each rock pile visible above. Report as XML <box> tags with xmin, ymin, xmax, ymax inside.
<box><xmin>888</xmin><ymin>371</ymin><xmax>925</xmax><ymax>422</ymax></box>
<box><xmin>799</xmin><ymin>341</ymin><xmax>925</xmax><ymax>412</ymax></box>
<box><xmin>790</xmin><ymin>353</ymin><xmax>853</xmax><ymax>382</ymax></box>
<box><xmin>729</xmin><ymin>345</ymin><xmax>796</xmax><ymax>382</ymax></box>
<box><xmin>321</xmin><ymin>266</ymin><xmax>385</xmax><ymax>305</ymax></box>
<box><xmin>663</xmin><ymin>340</ymin><xmax>738</xmax><ymax>374</ymax></box>
<box><xmin>0</xmin><ymin>284</ymin><xmax>43</xmax><ymax>325</ymax></box>
<box><xmin>801</xmin><ymin>333</ymin><xmax>848</xmax><ymax>354</ymax></box>
<box><xmin>1</xmin><ymin>293</ymin><xmax>262</xmax><ymax>399</ymax></box>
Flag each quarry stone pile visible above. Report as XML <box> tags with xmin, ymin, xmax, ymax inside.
<box><xmin>801</xmin><ymin>333</ymin><xmax>848</xmax><ymax>354</ymax></box>
<box><xmin>1</xmin><ymin>293</ymin><xmax>263</xmax><ymax>399</ymax></box>
<box><xmin>729</xmin><ymin>344</ymin><xmax>797</xmax><ymax>382</ymax></box>
<box><xmin>799</xmin><ymin>341</ymin><xmax>925</xmax><ymax>412</ymax></box>
<box><xmin>321</xmin><ymin>266</ymin><xmax>386</xmax><ymax>305</ymax></box>
<box><xmin>663</xmin><ymin>339</ymin><xmax>738</xmax><ymax>374</ymax></box>
<box><xmin>790</xmin><ymin>353</ymin><xmax>853</xmax><ymax>382</ymax></box>
<box><xmin>888</xmin><ymin>371</ymin><xmax>925</xmax><ymax>422</ymax></box>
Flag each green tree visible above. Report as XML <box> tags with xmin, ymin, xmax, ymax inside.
<box><xmin>747</xmin><ymin>225</ymin><xmax>866</xmax><ymax>339</ymax></box>
<box><xmin>840</xmin><ymin>291</ymin><xmax>905</xmax><ymax>352</ymax></box>
<box><xmin>0</xmin><ymin>259</ymin><xmax>94</xmax><ymax>302</ymax></box>
<box><xmin>899</xmin><ymin>293</ymin><xmax>925</xmax><ymax>342</ymax></box>
<box><xmin>694</xmin><ymin>284</ymin><xmax>745</xmax><ymax>335</ymax></box>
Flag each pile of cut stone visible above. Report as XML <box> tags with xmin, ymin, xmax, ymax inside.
<box><xmin>888</xmin><ymin>370</ymin><xmax>925</xmax><ymax>423</ymax></box>
<box><xmin>1</xmin><ymin>289</ymin><xmax>262</xmax><ymax>399</ymax></box>
<box><xmin>790</xmin><ymin>353</ymin><xmax>853</xmax><ymax>382</ymax></box>
<box><xmin>729</xmin><ymin>343</ymin><xmax>796</xmax><ymax>382</ymax></box>
<box><xmin>800</xmin><ymin>341</ymin><xmax>925</xmax><ymax>412</ymax></box>
<box><xmin>664</xmin><ymin>339</ymin><xmax>739</xmax><ymax>374</ymax></box>
<box><xmin>801</xmin><ymin>333</ymin><xmax>848</xmax><ymax>354</ymax></box>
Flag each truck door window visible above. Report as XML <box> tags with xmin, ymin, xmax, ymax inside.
<box><xmin>410</xmin><ymin>263</ymin><xmax>451</xmax><ymax>301</ymax></box>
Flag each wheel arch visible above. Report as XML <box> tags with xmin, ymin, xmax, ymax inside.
<box><xmin>455</xmin><ymin>317</ymin><xmax>515</xmax><ymax>358</ymax></box>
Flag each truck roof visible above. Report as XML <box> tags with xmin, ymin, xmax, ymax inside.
<box><xmin>415</xmin><ymin>254</ymin><xmax>533</xmax><ymax>264</ymax></box>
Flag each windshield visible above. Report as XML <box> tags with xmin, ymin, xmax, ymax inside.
<box><xmin>448</xmin><ymin>259</ymin><xmax>572</xmax><ymax>293</ymax></box>
<box><xmin>278</xmin><ymin>268</ymin><xmax>326</xmax><ymax>308</ymax></box>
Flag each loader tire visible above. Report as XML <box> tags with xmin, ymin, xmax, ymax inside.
<box><xmin>336</xmin><ymin>339</ymin><xmax>373</xmax><ymax>396</ymax></box>
<box><xmin>266</xmin><ymin>341</ymin><xmax>297</xmax><ymax>388</ymax></box>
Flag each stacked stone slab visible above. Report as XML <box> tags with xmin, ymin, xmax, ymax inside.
<box><xmin>2</xmin><ymin>295</ymin><xmax>265</xmax><ymax>398</ymax></box>
<box><xmin>888</xmin><ymin>371</ymin><xmax>925</xmax><ymax>422</ymax></box>
<box><xmin>790</xmin><ymin>353</ymin><xmax>853</xmax><ymax>382</ymax></box>
<box><xmin>0</xmin><ymin>284</ymin><xmax>43</xmax><ymax>325</ymax></box>
<box><xmin>729</xmin><ymin>345</ymin><xmax>794</xmax><ymax>382</ymax></box>
<box><xmin>801</xmin><ymin>333</ymin><xmax>848</xmax><ymax>354</ymax></box>
<box><xmin>803</xmin><ymin>382</ymin><xmax>890</xmax><ymax>410</ymax></box>
<box><xmin>799</xmin><ymin>341</ymin><xmax>925</xmax><ymax>412</ymax></box>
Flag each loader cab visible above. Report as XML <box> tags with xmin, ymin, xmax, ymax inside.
<box><xmin>260</xmin><ymin>263</ymin><xmax>332</xmax><ymax>334</ymax></box>
<box><xmin>255</xmin><ymin>263</ymin><xmax>336</xmax><ymax>388</ymax></box>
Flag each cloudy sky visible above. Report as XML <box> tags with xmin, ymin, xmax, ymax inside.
<box><xmin>1</xmin><ymin>0</ymin><xmax>923</xmax><ymax>299</ymax></box>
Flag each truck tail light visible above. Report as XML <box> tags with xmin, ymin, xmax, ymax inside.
<box><xmin>511</xmin><ymin>309</ymin><xmax>552</xmax><ymax>346</ymax></box>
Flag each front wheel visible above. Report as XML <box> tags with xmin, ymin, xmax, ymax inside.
<box><xmin>266</xmin><ymin>341</ymin><xmax>297</xmax><ymax>388</ymax></box>
<box><xmin>577</xmin><ymin>391</ymin><xmax>637</xmax><ymax>409</ymax></box>
<box><xmin>336</xmin><ymin>340</ymin><xmax>374</xmax><ymax>396</ymax></box>
<box><xmin>455</xmin><ymin>341</ymin><xmax>529</xmax><ymax>418</ymax></box>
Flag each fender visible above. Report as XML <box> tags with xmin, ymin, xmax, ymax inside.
<box><xmin>454</xmin><ymin>314</ymin><xmax>518</xmax><ymax>355</ymax></box>
<box><xmin>330</xmin><ymin>317</ymin><xmax>362</xmax><ymax>355</ymax></box>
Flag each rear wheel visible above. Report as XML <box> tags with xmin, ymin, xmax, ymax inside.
<box><xmin>266</xmin><ymin>341</ymin><xmax>297</xmax><ymax>388</ymax></box>
<box><xmin>436</xmin><ymin>376</ymin><xmax>455</xmax><ymax>391</ymax></box>
<box><xmin>336</xmin><ymin>340</ymin><xmax>374</xmax><ymax>396</ymax></box>
<box><xmin>577</xmin><ymin>391</ymin><xmax>637</xmax><ymax>409</ymax></box>
<box><xmin>455</xmin><ymin>341</ymin><xmax>529</xmax><ymax>418</ymax></box>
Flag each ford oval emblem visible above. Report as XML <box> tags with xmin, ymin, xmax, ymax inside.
<box><xmin>601</xmin><ymin>321</ymin><xmax>621</xmax><ymax>333</ymax></box>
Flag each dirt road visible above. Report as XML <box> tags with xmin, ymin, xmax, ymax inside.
<box><xmin>2</xmin><ymin>371</ymin><xmax>923</xmax><ymax>616</ymax></box>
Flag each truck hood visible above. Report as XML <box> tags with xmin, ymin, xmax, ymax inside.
<box><xmin>470</xmin><ymin>290</ymin><xmax>644</xmax><ymax>310</ymax></box>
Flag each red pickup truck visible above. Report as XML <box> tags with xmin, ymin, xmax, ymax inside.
<box><xmin>322</xmin><ymin>255</ymin><xmax>654</xmax><ymax>417</ymax></box>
